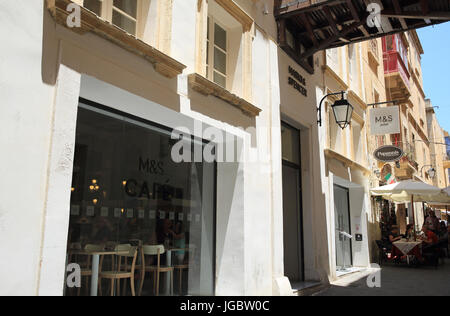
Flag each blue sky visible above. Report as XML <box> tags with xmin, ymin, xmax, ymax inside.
<box><xmin>417</xmin><ymin>22</ymin><xmax>450</xmax><ymax>132</ymax></box>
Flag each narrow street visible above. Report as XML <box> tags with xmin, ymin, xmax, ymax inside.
<box><xmin>317</xmin><ymin>259</ymin><xmax>450</xmax><ymax>296</ymax></box>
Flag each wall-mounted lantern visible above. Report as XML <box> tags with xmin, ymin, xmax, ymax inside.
<box><xmin>420</xmin><ymin>165</ymin><xmax>436</xmax><ymax>180</ymax></box>
<box><xmin>317</xmin><ymin>91</ymin><xmax>353</xmax><ymax>129</ymax></box>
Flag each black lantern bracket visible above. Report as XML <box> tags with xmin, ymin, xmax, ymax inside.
<box><xmin>317</xmin><ymin>91</ymin><xmax>346</xmax><ymax>127</ymax></box>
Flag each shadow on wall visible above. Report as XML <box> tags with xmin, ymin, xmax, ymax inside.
<box><xmin>367</xmin><ymin>198</ymin><xmax>382</xmax><ymax>264</ymax></box>
<box><xmin>277</xmin><ymin>47</ymin><xmax>331</xmax><ymax>282</ymax></box>
<box><xmin>188</xmin><ymin>89</ymin><xmax>257</xmax><ymax>141</ymax></box>
<box><xmin>41</xmin><ymin>3</ymin><xmax>181</xmax><ymax>113</ymax></box>
<box><xmin>41</xmin><ymin>2</ymin><xmax>59</xmax><ymax>86</ymax></box>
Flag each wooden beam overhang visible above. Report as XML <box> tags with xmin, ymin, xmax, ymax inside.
<box><xmin>298</xmin><ymin>14</ymin><xmax>369</xmax><ymax>60</ymax></box>
<box><xmin>274</xmin><ymin>0</ymin><xmax>450</xmax><ymax>69</ymax></box>
<box><xmin>381</xmin><ymin>10</ymin><xmax>450</xmax><ymax>20</ymax></box>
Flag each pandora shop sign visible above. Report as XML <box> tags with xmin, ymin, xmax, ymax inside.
<box><xmin>370</xmin><ymin>106</ymin><xmax>400</xmax><ymax>135</ymax></box>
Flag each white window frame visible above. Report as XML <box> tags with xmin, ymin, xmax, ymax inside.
<box><xmin>82</xmin><ymin>0</ymin><xmax>142</xmax><ymax>37</ymax></box>
<box><xmin>206</xmin><ymin>16</ymin><xmax>228</xmax><ymax>89</ymax></box>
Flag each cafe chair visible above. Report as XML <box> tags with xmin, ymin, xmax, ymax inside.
<box><xmin>173</xmin><ymin>245</ymin><xmax>195</xmax><ymax>295</ymax></box>
<box><xmin>422</xmin><ymin>243</ymin><xmax>440</xmax><ymax>268</ymax></box>
<box><xmin>99</xmin><ymin>245</ymin><xmax>138</xmax><ymax>296</ymax></box>
<box><xmin>375</xmin><ymin>240</ymin><xmax>391</xmax><ymax>265</ymax></box>
<box><xmin>137</xmin><ymin>245</ymin><xmax>174</xmax><ymax>296</ymax></box>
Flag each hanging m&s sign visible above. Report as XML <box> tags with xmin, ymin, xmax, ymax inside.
<box><xmin>370</xmin><ymin>106</ymin><xmax>400</xmax><ymax>135</ymax></box>
<box><xmin>374</xmin><ymin>145</ymin><xmax>404</xmax><ymax>162</ymax></box>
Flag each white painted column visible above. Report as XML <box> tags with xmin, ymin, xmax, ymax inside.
<box><xmin>37</xmin><ymin>63</ymin><xmax>81</xmax><ymax>296</ymax></box>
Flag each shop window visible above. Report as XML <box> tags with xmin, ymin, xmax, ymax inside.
<box><xmin>65</xmin><ymin>102</ymin><xmax>216</xmax><ymax>296</ymax></box>
<box><xmin>281</xmin><ymin>123</ymin><xmax>300</xmax><ymax>165</ymax></box>
<box><xmin>206</xmin><ymin>18</ymin><xmax>228</xmax><ymax>89</ymax></box>
<box><xmin>83</xmin><ymin>0</ymin><xmax>140</xmax><ymax>36</ymax></box>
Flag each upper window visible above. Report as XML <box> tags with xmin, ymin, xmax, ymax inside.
<box><xmin>206</xmin><ymin>18</ymin><xmax>228</xmax><ymax>89</ymax></box>
<box><xmin>83</xmin><ymin>0</ymin><xmax>139</xmax><ymax>36</ymax></box>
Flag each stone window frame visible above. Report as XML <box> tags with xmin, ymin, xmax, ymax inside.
<box><xmin>206</xmin><ymin>17</ymin><xmax>229</xmax><ymax>89</ymax></box>
<box><xmin>194</xmin><ymin>0</ymin><xmax>254</xmax><ymax>104</ymax></box>
<box><xmin>46</xmin><ymin>0</ymin><xmax>185</xmax><ymax>78</ymax></box>
<box><xmin>76</xmin><ymin>0</ymin><xmax>144</xmax><ymax>37</ymax></box>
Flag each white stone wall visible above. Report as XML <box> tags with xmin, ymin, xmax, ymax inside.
<box><xmin>0</xmin><ymin>0</ymin><xmax>292</xmax><ymax>296</ymax></box>
<box><xmin>0</xmin><ymin>0</ymin><xmax>56</xmax><ymax>295</ymax></box>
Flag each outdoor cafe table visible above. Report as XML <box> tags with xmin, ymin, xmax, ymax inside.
<box><xmin>68</xmin><ymin>249</ymin><xmax>130</xmax><ymax>296</ymax></box>
<box><xmin>392</xmin><ymin>240</ymin><xmax>423</xmax><ymax>264</ymax></box>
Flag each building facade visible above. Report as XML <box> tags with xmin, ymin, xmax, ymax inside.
<box><xmin>426</xmin><ymin>99</ymin><xmax>448</xmax><ymax>189</ymax></box>
<box><xmin>1</xmin><ymin>0</ymin><xmax>337</xmax><ymax>296</ymax></box>
<box><xmin>1</xmin><ymin>0</ymin><xmax>287</xmax><ymax>296</ymax></box>
<box><xmin>1</xmin><ymin>0</ymin><xmax>448</xmax><ymax>296</ymax></box>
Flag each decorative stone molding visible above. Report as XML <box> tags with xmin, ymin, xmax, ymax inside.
<box><xmin>214</xmin><ymin>0</ymin><xmax>254</xmax><ymax>32</ymax></box>
<box><xmin>347</xmin><ymin>90</ymin><xmax>367</xmax><ymax>110</ymax></box>
<box><xmin>410</xmin><ymin>70</ymin><xmax>426</xmax><ymax>99</ymax></box>
<box><xmin>322</xmin><ymin>65</ymin><xmax>348</xmax><ymax>90</ymax></box>
<box><xmin>188</xmin><ymin>73</ymin><xmax>261</xmax><ymax>117</ymax></box>
<box><xmin>324</xmin><ymin>149</ymin><xmax>370</xmax><ymax>176</ymax></box>
<box><xmin>46</xmin><ymin>0</ymin><xmax>185</xmax><ymax>78</ymax></box>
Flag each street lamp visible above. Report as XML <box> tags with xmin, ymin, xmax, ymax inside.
<box><xmin>317</xmin><ymin>91</ymin><xmax>353</xmax><ymax>129</ymax></box>
<box><xmin>428</xmin><ymin>168</ymin><xmax>436</xmax><ymax>179</ymax></box>
<box><xmin>420</xmin><ymin>165</ymin><xmax>436</xmax><ymax>179</ymax></box>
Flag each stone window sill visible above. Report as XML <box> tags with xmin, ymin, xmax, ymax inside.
<box><xmin>188</xmin><ymin>73</ymin><xmax>261</xmax><ymax>117</ymax></box>
<box><xmin>46</xmin><ymin>0</ymin><xmax>186</xmax><ymax>78</ymax></box>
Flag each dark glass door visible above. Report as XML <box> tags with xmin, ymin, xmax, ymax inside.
<box><xmin>281</xmin><ymin>122</ymin><xmax>304</xmax><ymax>282</ymax></box>
<box><xmin>333</xmin><ymin>185</ymin><xmax>352</xmax><ymax>271</ymax></box>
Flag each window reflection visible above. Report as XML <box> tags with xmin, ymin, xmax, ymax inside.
<box><xmin>65</xmin><ymin>103</ymin><xmax>215</xmax><ymax>296</ymax></box>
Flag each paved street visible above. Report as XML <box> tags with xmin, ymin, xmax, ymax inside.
<box><xmin>317</xmin><ymin>259</ymin><xmax>450</xmax><ymax>296</ymax></box>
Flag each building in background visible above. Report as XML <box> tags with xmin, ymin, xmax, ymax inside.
<box><xmin>445</xmin><ymin>131</ymin><xmax>450</xmax><ymax>185</ymax></box>
<box><xmin>320</xmin><ymin>40</ymin><xmax>379</xmax><ymax>278</ymax></box>
<box><xmin>376</xmin><ymin>31</ymin><xmax>432</xmax><ymax>234</ymax></box>
<box><xmin>1</xmin><ymin>0</ymin><xmax>449</xmax><ymax>297</ymax></box>
<box><xmin>0</xmin><ymin>0</ymin><xmax>297</xmax><ymax>296</ymax></box>
<box><xmin>426</xmin><ymin>99</ymin><xmax>448</xmax><ymax>189</ymax></box>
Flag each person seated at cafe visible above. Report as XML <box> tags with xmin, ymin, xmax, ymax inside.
<box><xmin>437</xmin><ymin>222</ymin><xmax>449</xmax><ymax>257</ymax></box>
<box><xmin>156</xmin><ymin>218</ymin><xmax>173</xmax><ymax>245</ymax></box>
<box><xmin>448</xmin><ymin>223</ymin><xmax>450</xmax><ymax>251</ymax></box>
<box><xmin>403</xmin><ymin>224</ymin><xmax>414</xmax><ymax>240</ymax></box>
<box><xmin>425</xmin><ymin>209</ymin><xmax>440</xmax><ymax>234</ymax></box>
<box><xmin>387</xmin><ymin>226</ymin><xmax>402</xmax><ymax>250</ymax></box>
<box><xmin>438</xmin><ymin>221</ymin><xmax>448</xmax><ymax>240</ymax></box>
<box><xmin>420</xmin><ymin>225</ymin><xmax>438</xmax><ymax>250</ymax></box>
<box><xmin>91</xmin><ymin>217</ymin><xmax>113</xmax><ymax>244</ymax></box>
<box><xmin>170</xmin><ymin>220</ymin><xmax>186</xmax><ymax>264</ymax></box>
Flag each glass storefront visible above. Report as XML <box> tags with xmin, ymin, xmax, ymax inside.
<box><xmin>333</xmin><ymin>184</ymin><xmax>352</xmax><ymax>272</ymax></box>
<box><xmin>281</xmin><ymin>122</ymin><xmax>304</xmax><ymax>283</ymax></box>
<box><xmin>65</xmin><ymin>100</ymin><xmax>216</xmax><ymax>296</ymax></box>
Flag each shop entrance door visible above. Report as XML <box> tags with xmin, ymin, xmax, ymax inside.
<box><xmin>333</xmin><ymin>185</ymin><xmax>352</xmax><ymax>271</ymax></box>
<box><xmin>281</xmin><ymin>122</ymin><xmax>304</xmax><ymax>282</ymax></box>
